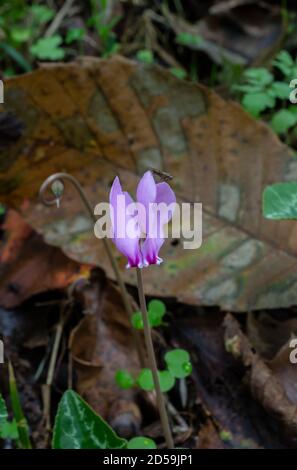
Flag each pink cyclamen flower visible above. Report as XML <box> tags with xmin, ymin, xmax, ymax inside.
<box><xmin>109</xmin><ymin>171</ymin><xmax>176</xmax><ymax>268</ymax></box>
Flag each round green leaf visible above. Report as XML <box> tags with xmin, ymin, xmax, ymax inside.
<box><xmin>158</xmin><ymin>370</ymin><xmax>175</xmax><ymax>392</ymax></box>
<box><xmin>137</xmin><ymin>369</ymin><xmax>154</xmax><ymax>391</ymax></box>
<box><xmin>137</xmin><ymin>369</ymin><xmax>175</xmax><ymax>392</ymax></box>
<box><xmin>131</xmin><ymin>311</ymin><xmax>143</xmax><ymax>330</ymax></box>
<box><xmin>148</xmin><ymin>309</ymin><xmax>163</xmax><ymax>327</ymax></box>
<box><xmin>127</xmin><ymin>437</ymin><xmax>157</xmax><ymax>449</ymax></box>
<box><xmin>148</xmin><ymin>299</ymin><xmax>166</xmax><ymax>316</ymax></box>
<box><xmin>165</xmin><ymin>348</ymin><xmax>190</xmax><ymax>365</ymax></box>
<box><xmin>165</xmin><ymin>349</ymin><xmax>192</xmax><ymax>379</ymax></box>
<box><xmin>115</xmin><ymin>370</ymin><xmax>135</xmax><ymax>389</ymax></box>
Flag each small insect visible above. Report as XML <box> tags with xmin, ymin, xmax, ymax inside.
<box><xmin>149</xmin><ymin>167</ymin><xmax>173</xmax><ymax>182</ymax></box>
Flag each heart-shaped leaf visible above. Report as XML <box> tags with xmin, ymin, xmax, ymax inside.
<box><xmin>52</xmin><ymin>390</ymin><xmax>127</xmax><ymax>449</ymax></box>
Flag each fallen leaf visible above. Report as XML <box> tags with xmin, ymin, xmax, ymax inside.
<box><xmin>224</xmin><ymin>313</ymin><xmax>297</xmax><ymax>444</ymax></box>
<box><xmin>0</xmin><ymin>210</ymin><xmax>89</xmax><ymax>308</ymax></box>
<box><xmin>171</xmin><ymin>310</ymin><xmax>277</xmax><ymax>448</ymax></box>
<box><xmin>1</xmin><ymin>56</ymin><xmax>297</xmax><ymax>310</ymax></box>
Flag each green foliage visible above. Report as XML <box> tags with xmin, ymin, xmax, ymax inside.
<box><xmin>127</xmin><ymin>437</ymin><xmax>157</xmax><ymax>449</ymax></box>
<box><xmin>0</xmin><ymin>393</ymin><xmax>18</xmax><ymax>441</ymax></box>
<box><xmin>131</xmin><ymin>299</ymin><xmax>167</xmax><ymax>330</ymax></box>
<box><xmin>0</xmin><ymin>1</ymin><xmax>56</xmax><ymax>72</ymax></box>
<box><xmin>8</xmin><ymin>362</ymin><xmax>31</xmax><ymax>448</ymax></box>
<box><xmin>273</xmin><ymin>50</ymin><xmax>297</xmax><ymax>79</ymax></box>
<box><xmin>115</xmin><ymin>370</ymin><xmax>135</xmax><ymax>389</ymax></box>
<box><xmin>137</xmin><ymin>49</ymin><xmax>154</xmax><ymax>64</ymax></box>
<box><xmin>176</xmin><ymin>32</ymin><xmax>203</xmax><ymax>47</ymax></box>
<box><xmin>89</xmin><ymin>0</ymin><xmax>121</xmax><ymax>57</ymax></box>
<box><xmin>52</xmin><ymin>390</ymin><xmax>156</xmax><ymax>449</ymax></box>
<box><xmin>263</xmin><ymin>182</ymin><xmax>297</xmax><ymax>220</ymax></box>
<box><xmin>136</xmin><ymin>368</ymin><xmax>175</xmax><ymax>393</ymax></box>
<box><xmin>31</xmin><ymin>5</ymin><xmax>55</xmax><ymax>24</ymax></box>
<box><xmin>65</xmin><ymin>28</ymin><xmax>85</xmax><ymax>45</ymax></box>
<box><xmin>164</xmin><ymin>349</ymin><xmax>192</xmax><ymax>379</ymax></box>
<box><xmin>271</xmin><ymin>109</ymin><xmax>297</xmax><ymax>134</ymax></box>
<box><xmin>53</xmin><ymin>390</ymin><xmax>127</xmax><ymax>449</ymax></box>
<box><xmin>170</xmin><ymin>67</ymin><xmax>187</xmax><ymax>80</ymax></box>
<box><xmin>30</xmin><ymin>35</ymin><xmax>65</xmax><ymax>60</ymax></box>
<box><xmin>233</xmin><ymin>51</ymin><xmax>297</xmax><ymax>136</ymax></box>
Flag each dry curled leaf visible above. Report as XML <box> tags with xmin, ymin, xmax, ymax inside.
<box><xmin>224</xmin><ymin>313</ymin><xmax>297</xmax><ymax>444</ymax></box>
<box><xmin>1</xmin><ymin>56</ymin><xmax>297</xmax><ymax>310</ymax></box>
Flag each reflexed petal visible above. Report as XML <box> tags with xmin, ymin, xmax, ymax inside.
<box><xmin>156</xmin><ymin>182</ymin><xmax>176</xmax><ymax>224</ymax></box>
<box><xmin>136</xmin><ymin>171</ymin><xmax>157</xmax><ymax>233</ymax></box>
<box><xmin>114</xmin><ymin>236</ymin><xmax>142</xmax><ymax>268</ymax></box>
<box><xmin>109</xmin><ymin>177</ymin><xmax>142</xmax><ymax>268</ymax></box>
<box><xmin>141</xmin><ymin>234</ymin><xmax>164</xmax><ymax>267</ymax></box>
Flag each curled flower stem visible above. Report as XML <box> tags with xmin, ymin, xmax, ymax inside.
<box><xmin>39</xmin><ymin>172</ymin><xmax>146</xmax><ymax>367</ymax></box>
<box><xmin>136</xmin><ymin>267</ymin><xmax>174</xmax><ymax>449</ymax></box>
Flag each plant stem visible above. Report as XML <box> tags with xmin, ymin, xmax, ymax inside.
<box><xmin>39</xmin><ymin>173</ymin><xmax>146</xmax><ymax>368</ymax></box>
<box><xmin>136</xmin><ymin>268</ymin><xmax>174</xmax><ymax>449</ymax></box>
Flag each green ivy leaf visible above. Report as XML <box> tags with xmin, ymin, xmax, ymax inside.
<box><xmin>115</xmin><ymin>370</ymin><xmax>135</xmax><ymax>389</ymax></box>
<box><xmin>52</xmin><ymin>390</ymin><xmax>127</xmax><ymax>449</ymax></box>
<box><xmin>263</xmin><ymin>183</ymin><xmax>297</xmax><ymax>220</ymax></box>
<box><xmin>136</xmin><ymin>49</ymin><xmax>154</xmax><ymax>64</ymax></box>
<box><xmin>271</xmin><ymin>109</ymin><xmax>297</xmax><ymax>134</ymax></box>
<box><xmin>164</xmin><ymin>349</ymin><xmax>192</xmax><ymax>379</ymax></box>
<box><xmin>242</xmin><ymin>92</ymin><xmax>275</xmax><ymax>117</ymax></box>
<box><xmin>1</xmin><ymin>420</ymin><xmax>19</xmax><ymax>440</ymax></box>
<box><xmin>0</xmin><ymin>393</ymin><xmax>19</xmax><ymax>441</ymax></box>
<box><xmin>30</xmin><ymin>35</ymin><xmax>65</xmax><ymax>60</ymax></box>
<box><xmin>136</xmin><ymin>369</ymin><xmax>175</xmax><ymax>392</ymax></box>
<box><xmin>127</xmin><ymin>437</ymin><xmax>157</xmax><ymax>449</ymax></box>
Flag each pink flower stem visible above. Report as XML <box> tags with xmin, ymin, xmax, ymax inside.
<box><xmin>136</xmin><ymin>267</ymin><xmax>174</xmax><ymax>449</ymax></box>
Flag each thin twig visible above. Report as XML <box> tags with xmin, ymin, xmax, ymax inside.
<box><xmin>136</xmin><ymin>268</ymin><xmax>174</xmax><ymax>449</ymax></box>
<box><xmin>44</xmin><ymin>0</ymin><xmax>75</xmax><ymax>37</ymax></box>
<box><xmin>43</xmin><ymin>304</ymin><xmax>68</xmax><ymax>431</ymax></box>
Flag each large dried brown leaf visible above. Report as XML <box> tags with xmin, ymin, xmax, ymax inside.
<box><xmin>1</xmin><ymin>56</ymin><xmax>297</xmax><ymax>310</ymax></box>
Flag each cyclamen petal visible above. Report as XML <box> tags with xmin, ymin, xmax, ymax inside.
<box><xmin>136</xmin><ymin>171</ymin><xmax>157</xmax><ymax>233</ymax></box>
<box><xmin>108</xmin><ymin>171</ymin><xmax>176</xmax><ymax>268</ymax></box>
<box><xmin>109</xmin><ymin>178</ymin><xmax>142</xmax><ymax>268</ymax></box>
